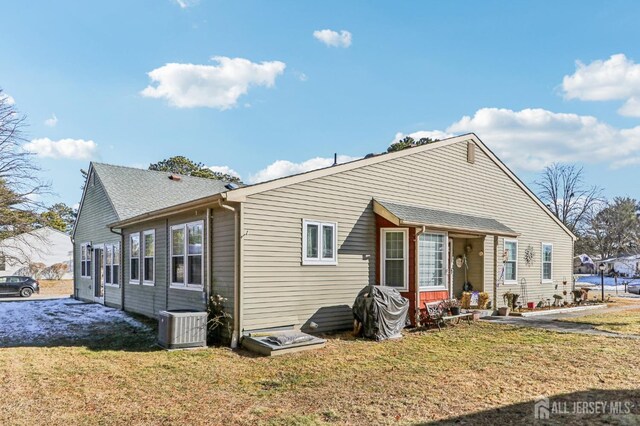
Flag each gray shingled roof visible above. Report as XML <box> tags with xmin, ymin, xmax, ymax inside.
<box><xmin>375</xmin><ymin>199</ymin><xmax>517</xmax><ymax>236</ymax></box>
<box><xmin>92</xmin><ymin>162</ymin><xmax>230</xmax><ymax>221</ymax></box>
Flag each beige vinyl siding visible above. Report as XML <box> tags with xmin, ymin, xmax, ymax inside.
<box><xmin>122</xmin><ymin>219</ymin><xmax>167</xmax><ymax>317</ymax></box>
<box><xmin>166</xmin><ymin>211</ymin><xmax>208</xmax><ymax>312</ymax></box>
<box><xmin>241</xmin><ymin>140</ymin><xmax>573</xmax><ymax>331</ymax></box>
<box><xmin>73</xmin><ymin>171</ymin><xmax>121</xmax><ymax>307</ymax></box>
<box><xmin>212</xmin><ymin>207</ymin><xmax>236</xmax><ymax>316</ymax></box>
<box><xmin>121</xmin><ymin>210</ymin><xmax>209</xmax><ymax>318</ymax></box>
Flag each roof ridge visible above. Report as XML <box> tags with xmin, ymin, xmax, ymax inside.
<box><xmin>91</xmin><ymin>162</ymin><xmax>233</xmax><ymax>184</ymax></box>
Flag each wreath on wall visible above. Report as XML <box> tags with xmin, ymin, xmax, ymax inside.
<box><xmin>524</xmin><ymin>244</ymin><xmax>535</xmax><ymax>267</ymax></box>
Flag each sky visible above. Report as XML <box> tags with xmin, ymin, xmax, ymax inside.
<box><xmin>2</xmin><ymin>0</ymin><xmax>640</xmax><ymax>208</ymax></box>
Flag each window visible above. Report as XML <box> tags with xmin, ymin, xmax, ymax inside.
<box><xmin>104</xmin><ymin>243</ymin><xmax>120</xmax><ymax>286</ymax></box>
<box><xmin>113</xmin><ymin>243</ymin><xmax>120</xmax><ymax>285</ymax></box>
<box><xmin>302</xmin><ymin>220</ymin><xmax>337</xmax><ymax>265</ymax></box>
<box><xmin>143</xmin><ymin>230</ymin><xmax>155</xmax><ymax>284</ymax></box>
<box><xmin>130</xmin><ymin>233</ymin><xmax>140</xmax><ymax>283</ymax></box>
<box><xmin>504</xmin><ymin>239</ymin><xmax>518</xmax><ymax>283</ymax></box>
<box><xmin>418</xmin><ymin>233</ymin><xmax>446</xmax><ymax>289</ymax></box>
<box><xmin>542</xmin><ymin>243</ymin><xmax>553</xmax><ymax>282</ymax></box>
<box><xmin>80</xmin><ymin>243</ymin><xmax>91</xmax><ymax>278</ymax></box>
<box><xmin>381</xmin><ymin>228</ymin><xmax>408</xmax><ymax>290</ymax></box>
<box><xmin>105</xmin><ymin>244</ymin><xmax>112</xmax><ymax>284</ymax></box>
<box><xmin>0</xmin><ymin>254</ymin><xmax>5</xmax><ymax>272</ymax></box>
<box><xmin>171</xmin><ymin>221</ymin><xmax>204</xmax><ymax>289</ymax></box>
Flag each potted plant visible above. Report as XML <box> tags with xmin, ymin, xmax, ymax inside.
<box><xmin>449</xmin><ymin>299</ymin><xmax>461</xmax><ymax>316</ymax></box>
<box><xmin>527</xmin><ymin>301</ymin><xmax>535</xmax><ymax>310</ymax></box>
<box><xmin>498</xmin><ymin>306</ymin><xmax>510</xmax><ymax>316</ymax></box>
<box><xmin>502</xmin><ymin>291</ymin><xmax>520</xmax><ymax>310</ymax></box>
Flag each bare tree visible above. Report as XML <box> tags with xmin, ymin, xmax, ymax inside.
<box><xmin>535</xmin><ymin>163</ymin><xmax>604</xmax><ymax>234</ymax></box>
<box><xmin>0</xmin><ymin>88</ymin><xmax>50</xmax><ymax>264</ymax></box>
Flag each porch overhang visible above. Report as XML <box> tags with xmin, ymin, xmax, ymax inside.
<box><xmin>373</xmin><ymin>199</ymin><xmax>519</xmax><ymax>238</ymax></box>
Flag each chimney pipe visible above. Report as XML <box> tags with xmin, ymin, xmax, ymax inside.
<box><xmin>333</xmin><ymin>153</ymin><xmax>337</xmax><ymax>166</ymax></box>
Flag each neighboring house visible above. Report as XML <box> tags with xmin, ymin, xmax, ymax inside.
<box><xmin>0</xmin><ymin>226</ymin><xmax>73</xmax><ymax>278</ymax></box>
<box><xmin>73</xmin><ymin>134</ymin><xmax>575</xmax><ymax>347</ymax></box>
<box><xmin>601</xmin><ymin>255</ymin><xmax>640</xmax><ymax>277</ymax></box>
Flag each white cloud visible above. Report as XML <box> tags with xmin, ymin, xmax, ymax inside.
<box><xmin>313</xmin><ymin>29</ymin><xmax>352</xmax><ymax>48</ymax></box>
<box><xmin>173</xmin><ymin>0</ymin><xmax>199</xmax><ymax>8</ymax></box>
<box><xmin>561</xmin><ymin>54</ymin><xmax>640</xmax><ymax>117</ymax></box>
<box><xmin>44</xmin><ymin>114</ymin><xmax>58</xmax><ymax>127</ymax></box>
<box><xmin>1</xmin><ymin>92</ymin><xmax>15</xmax><ymax>105</ymax></box>
<box><xmin>141</xmin><ymin>56</ymin><xmax>286</xmax><ymax>109</ymax></box>
<box><xmin>24</xmin><ymin>138</ymin><xmax>98</xmax><ymax>160</ymax></box>
<box><xmin>208</xmin><ymin>165</ymin><xmax>241</xmax><ymax>179</ymax></box>
<box><xmin>249</xmin><ymin>155</ymin><xmax>360</xmax><ymax>184</ymax></box>
<box><xmin>401</xmin><ymin>107</ymin><xmax>640</xmax><ymax>171</ymax></box>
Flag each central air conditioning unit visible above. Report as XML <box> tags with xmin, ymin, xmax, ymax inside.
<box><xmin>158</xmin><ymin>310</ymin><xmax>208</xmax><ymax>349</ymax></box>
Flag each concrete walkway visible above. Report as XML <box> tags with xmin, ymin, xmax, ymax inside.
<box><xmin>482</xmin><ymin>303</ymin><xmax>640</xmax><ymax>339</ymax></box>
<box><xmin>0</xmin><ymin>294</ymin><xmax>72</xmax><ymax>303</ymax></box>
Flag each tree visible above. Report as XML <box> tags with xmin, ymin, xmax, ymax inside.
<box><xmin>535</xmin><ymin>163</ymin><xmax>604</xmax><ymax>234</ymax></box>
<box><xmin>0</xmin><ymin>88</ymin><xmax>49</xmax><ymax>263</ymax></box>
<box><xmin>41</xmin><ymin>203</ymin><xmax>76</xmax><ymax>234</ymax></box>
<box><xmin>387</xmin><ymin>136</ymin><xmax>438</xmax><ymax>153</ymax></box>
<box><xmin>586</xmin><ymin>197</ymin><xmax>640</xmax><ymax>260</ymax></box>
<box><xmin>148</xmin><ymin>156</ymin><xmax>241</xmax><ymax>184</ymax></box>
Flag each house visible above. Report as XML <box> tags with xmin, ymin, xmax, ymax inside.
<box><xmin>73</xmin><ymin>134</ymin><xmax>576</xmax><ymax>347</ymax></box>
<box><xmin>574</xmin><ymin>254</ymin><xmax>596</xmax><ymax>274</ymax></box>
<box><xmin>0</xmin><ymin>226</ymin><xmax>73</xmax><ymax>278</ymax></box>
<box><xmin>601</xmin><ymin>255</ymin><xmax>640</xmax><ymax>277</ymax></box>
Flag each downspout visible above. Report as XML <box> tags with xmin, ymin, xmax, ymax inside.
<box><xmin>414</xmin><ymin>226</ymin><xmax>426</xmax><ymax>324</ymax></box>
<box><xmin>493</xmin><ymin>235</ymin><xmax>499</xmax><ymax>312</ymax></box>
<box><xmin>71</xmin><ymin>236</ymin><xmax>77</xmax><ymax>299</ymax></box>
<box><xmin>109</xmin><ymin>227</ymin><xmax>124</xmax><ymax>310</ymax></box>
<box><xmin>205</xmin><ymin>208</ymin><xmax>212</xmax><ymax>309</ymax></box>
<box><xmin>217</xmin><ymin>200</ymin><xmax>240</xmax><ymax>348</ymax></box>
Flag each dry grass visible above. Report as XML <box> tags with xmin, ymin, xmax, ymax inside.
<box><xmin>1</xmin><ymin>321</ymin><xmax>639</xmax><ymax>425</ymax></box>
<box><xmin>37</xmin><ymin>279</ymin><xmax>73</xmax><ymax>296</ymax></box>
<box><xmin>558</xmin><ymin>308</ymin><xmax>640</xmax><ymax>335</ymax></box>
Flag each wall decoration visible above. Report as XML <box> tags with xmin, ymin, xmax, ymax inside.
<box><xmin>524</xmin><ymin>244</ymin><xmax>535</xmax><ymax>267</ymax></box>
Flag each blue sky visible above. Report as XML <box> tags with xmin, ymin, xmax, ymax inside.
<box><xmin>2</xmin><ymin>0</ymin><xmax>640</xmax><ymax>207</ymax></box>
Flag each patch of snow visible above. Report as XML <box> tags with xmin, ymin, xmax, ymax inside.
<box><xmin>0</xmin><ymin>298</ymin><xmax>151</xmax><ymax>347</ymax></box>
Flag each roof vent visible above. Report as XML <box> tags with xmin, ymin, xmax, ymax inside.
<box><xmin>169</xmin><ymin>174</ymin><xmax>182</xmax><ymax>181</ymax></box>
<box><xmin>225</xmin><ymin>182</ymin><xmax>239</xmax><ymax>190</ymax></box>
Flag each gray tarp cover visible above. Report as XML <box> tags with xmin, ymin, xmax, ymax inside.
<box><xmin>352</xmin><ymin>285</ymin><xmax>410</xmax><ymax>341</ymax></box>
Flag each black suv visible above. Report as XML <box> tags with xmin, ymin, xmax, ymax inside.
<box><xmin>0</xmin><ymin>276</ymin><xmax>40</xmax><ymax>297</ymax></box>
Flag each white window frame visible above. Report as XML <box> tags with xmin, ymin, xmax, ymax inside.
<box><xmin>418</xmin><ymin>231</ymin><xmax>449</xmax><ymax>291</ymax></box>
<box><xmin>104</xmin><ymin>243</ymin><xmax>121</xmax><ymax>287</ymax></box>
<box><xmin>541</xmin><ymin>242</ymin><xmax>553</xmax><ymax>283</ymax></box>
<box><xmin>129</xmin><ymin>233</ymin><xmax>141</xmax><ymax>284</ymax></box>
<box><xmin>80</xmin><ymin>243</ymin><xmax>91</xmax><ymax>278</ymax></box>
<box><xmin>302</xmin><ymin>219</ymin><xmax>338</xmax><ymax>265</ymax></box>
<box><xmin>142</xmin><ymin>230</ymin><xmax>156</xmax><ymax>286</ymax></box>
<box><xmin>380</xmin><ymin>228</ymin><xmax>409</xmax><ymax>291</ymax></box>
<box><xmin>170</xmin><ymin>221</ymin><xmax>205</xmax><ymax>291</ymax></box>
<box><xmin>504</xmin><ymin>239</ymin><xmax>518</xmax><ymax>284</ymax></box>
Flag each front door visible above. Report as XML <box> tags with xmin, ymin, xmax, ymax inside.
<box><xmin>94</xmin><ymin>248</ymin><xmax>104</xmax><ymax>303</ymax></box>
<box><xmin>448</xmin><ymin>237</ymin><xmax>454</xmax><ymax>298</ymax></box>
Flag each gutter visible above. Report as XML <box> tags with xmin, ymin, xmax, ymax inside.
<box><xmin>107</xmin><ymin>193</ymin><xmax>224</xmax><ymax>229</ymax></box>
<box><xmin>217</xmin><ymin>200</ymin><xmax>241</xmax><ymax>349</ymax></box>
<box><xmin>205</xmin><ymin>207</ymin><xmax>212</xmax><ymax>312</ymax></box>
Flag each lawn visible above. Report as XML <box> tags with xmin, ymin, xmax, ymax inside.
<box><xmin>1</xmin><ymin>309</ymin><xmax>639</xmax><ymax>425</ymax></box>
<box><xmin>37</xmin><ymin>279</ymin><xmax>73</xmax><ymax>296</ymax></box>
<box><xmin>557</xmin><ymin>308</ymin><xmax>640</xmax><ymax>335</ymax></box>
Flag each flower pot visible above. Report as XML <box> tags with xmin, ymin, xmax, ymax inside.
<box><xmin>450</xmin><ymin>307</ymin><xmax>461</xmax><ymax>316</ymax></box>
<box><xmin>498</xmin><ymin>307</ymin><xmax>510</xmax><ymax>316</ymax></box>
<box><xmin>527</xmin><ymin>302</ymin><xmax>535</xmax><ymax>310</ymax></box>
<box><xmin>471</xmin><ymin>311</ymin><xmax>481</xmax><ymax>321</ymax></box>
